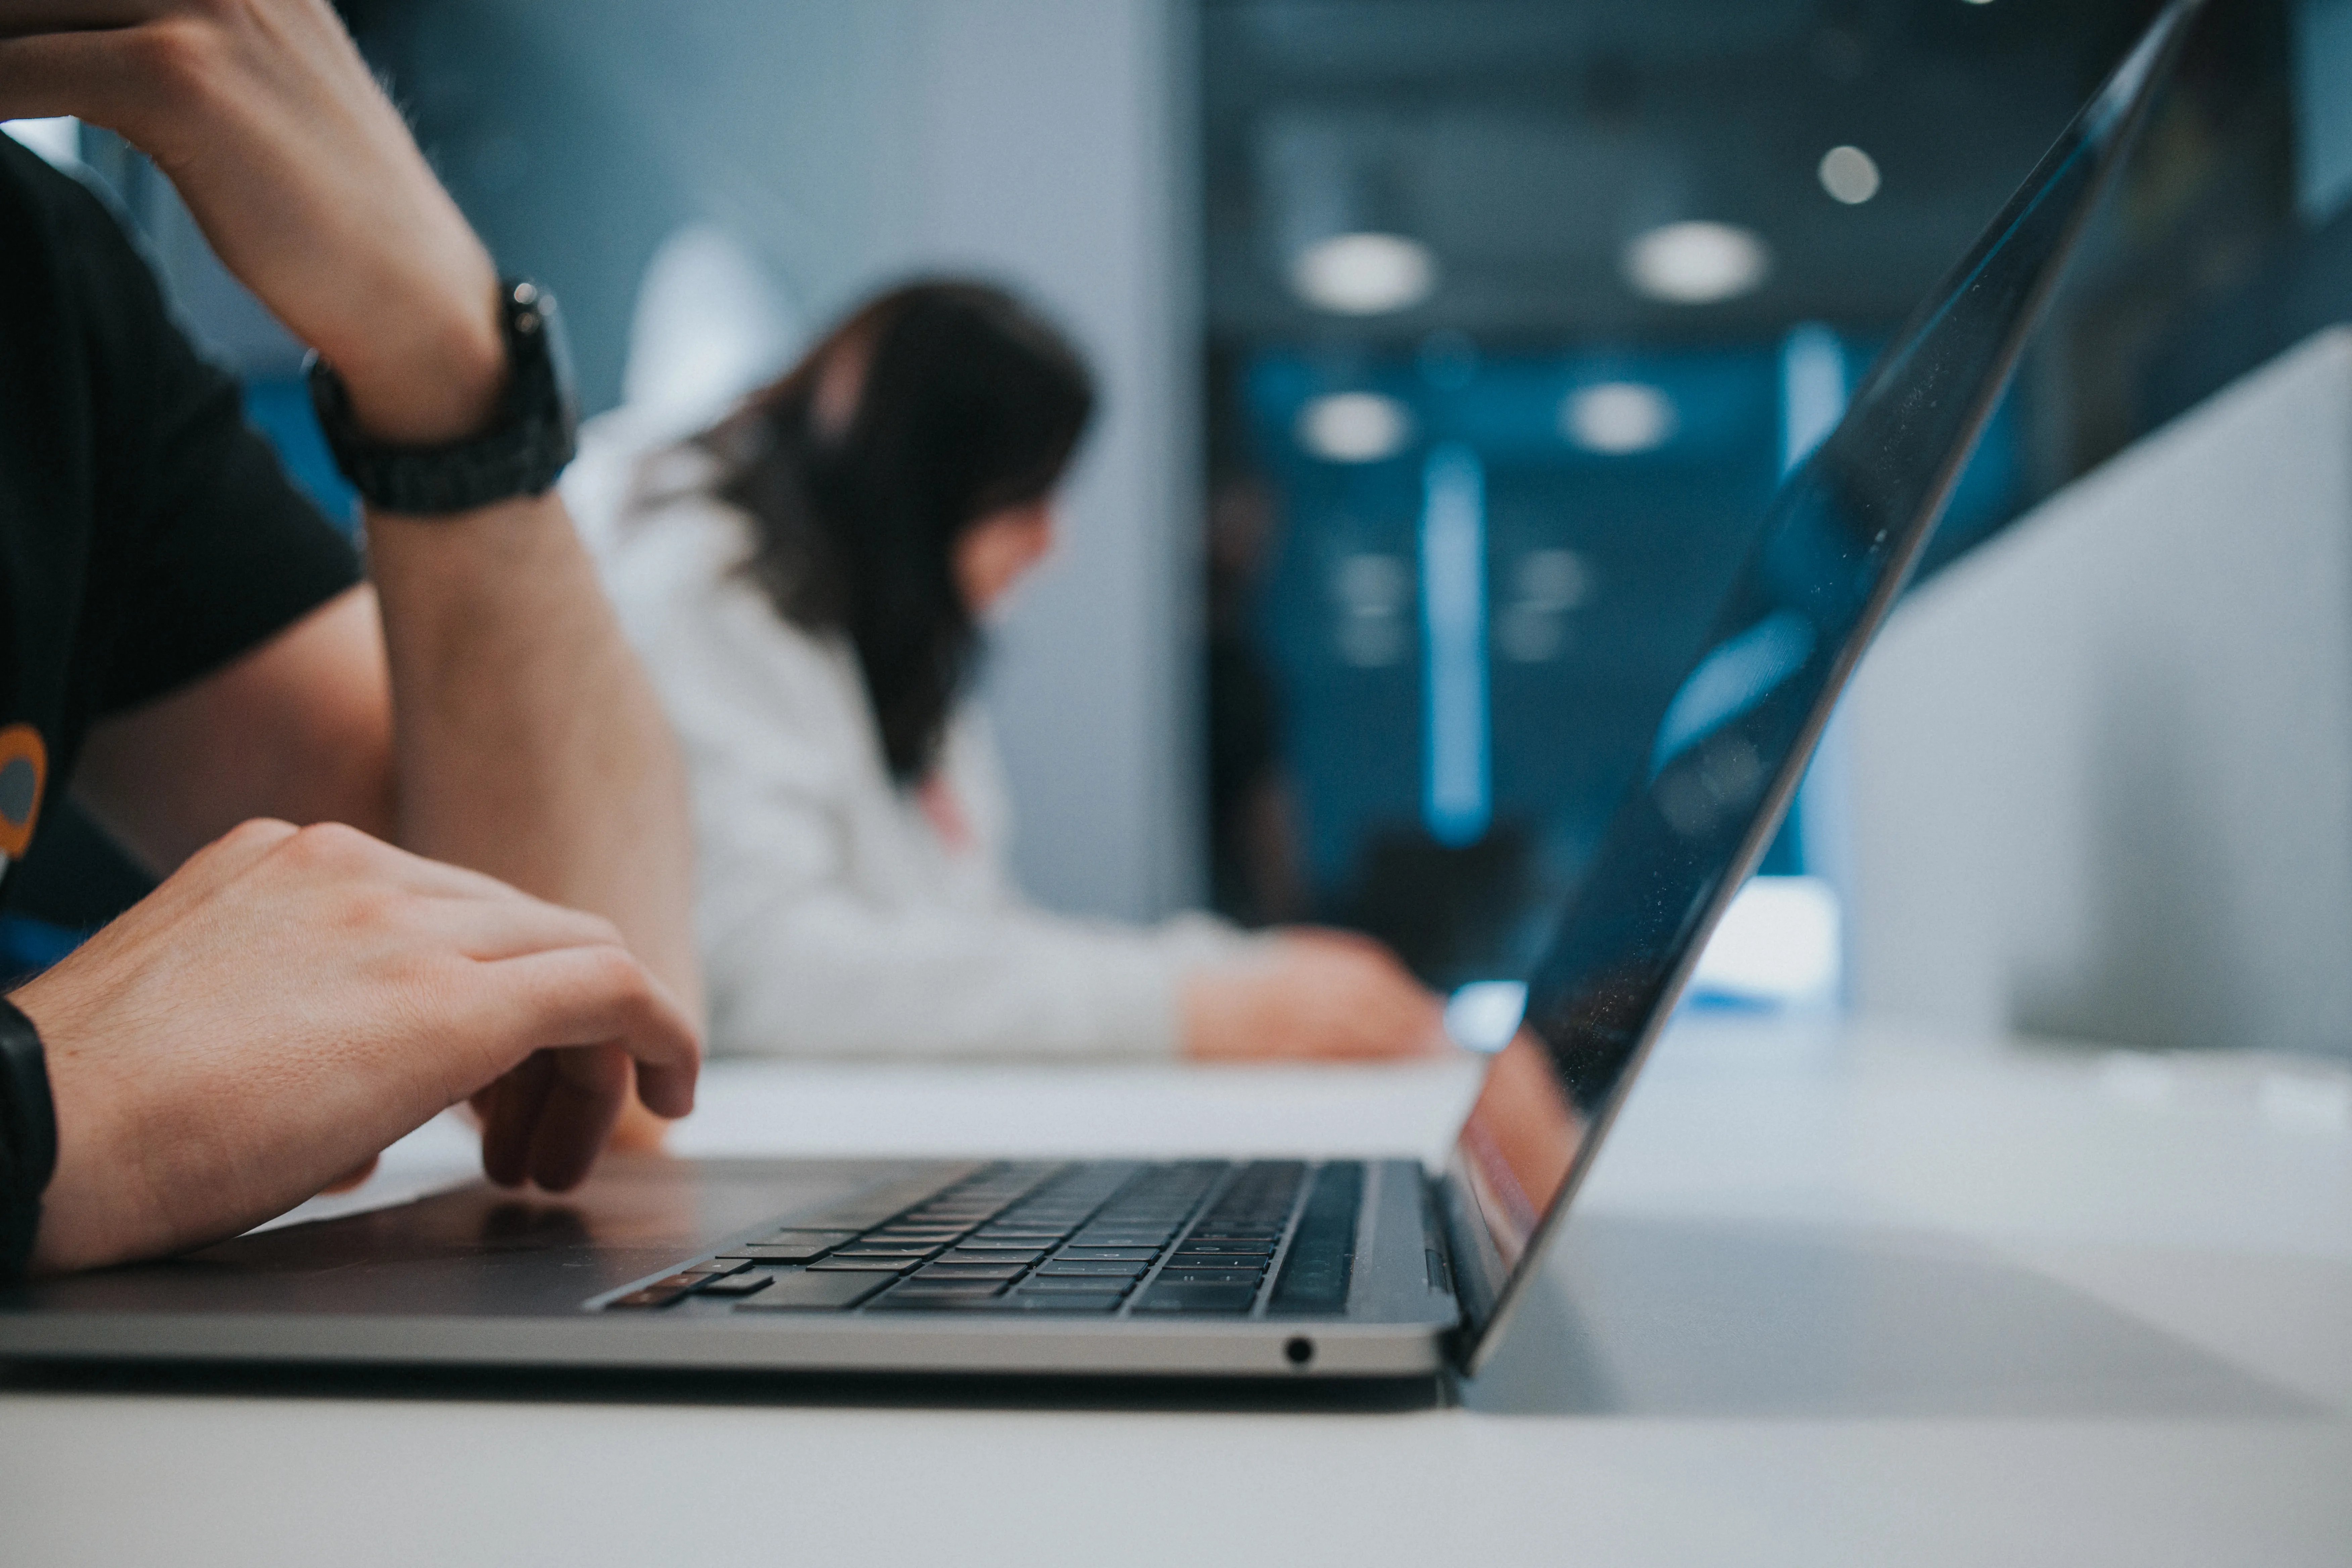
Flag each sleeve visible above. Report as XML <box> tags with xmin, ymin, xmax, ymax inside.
<box><xmin>614</xmin><ymin>512</ymin><xmax>1256</xmax><ymax>1060</ymax></box>
<box><xmin>709</xmin><ymin>884</ymin><xmax>1245</xmax><ymax>1062</ymax></box>
<box><xmin>54</xmin><ymin>166</ymin><xmax>362</xmax><ymax>716</ymax></box>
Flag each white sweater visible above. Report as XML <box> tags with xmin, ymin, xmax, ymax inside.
<box><xmin>570</xmin><ymin>426</ymin><xmax>1251</xmax><ymax>1060</ymax></box>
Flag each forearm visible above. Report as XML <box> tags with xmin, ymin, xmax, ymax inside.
<box><xmin>367</xmin><ymin>499</ymin><xmax>704</xmax><ymax>1022</ymax></box>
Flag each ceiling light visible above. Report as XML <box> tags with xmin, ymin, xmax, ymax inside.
<box><xmin>1622</xmin><ymin>221</ymin><xmax>1771</xmax><ymax>305</ymax></box>
<box><xmin>1818</xmin><ymin>145</ymin><xmax>1882</xmax><ymax>204</ymax></box>
<box><xmin>1561</xmin><ymin>383</ymin><xmax>1678</xmax><ymax>455</ymax></box>
<box><xmin>1290</xmin><ymin>232</ymin><xmax>1438</xmax><ymax>315</ymax></box>
<box><xmin>1296</xmin><ymin>392</ymin><xmax>1413</xmax><ymax>463</ymax></box>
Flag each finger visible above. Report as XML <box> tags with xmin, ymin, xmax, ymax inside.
<box><xmin>607</xmin><ymin>1089</ymin><xmax>674</xmax><ymax>1155</ymax></box>
<box><xmin>476</xmin><ymin>1050</ymin><xmax>551</xmax><ymax>1188</ymax></box>
<box><xmin>0</xmin><ymin>27</ymin><xmax>169</xmax><ymax>129</ymax></box>
<box><xmin>316</xmin><ymin>1154</ymin><xmax>381</xmax><ymax>1195</ymax></box>
<box><xmin>516</xmin><ymin>1045</ymin><xmax>628</xmax><ymax>1192</ymax></box>
<box><xmin>476</xmin><ymin>946</ymin><xmax>700</xmax><ymax>1118</ymax></box>
<box><xmin>406</xmin><ymin>894</ymin><xmax>626</xmax><ymax>965</ymax></box>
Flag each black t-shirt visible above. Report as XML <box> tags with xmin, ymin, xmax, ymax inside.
<box><xmin>0</xmin><ymin>138</ymin><xmax>361</xmax><ymax>904</ymax></box>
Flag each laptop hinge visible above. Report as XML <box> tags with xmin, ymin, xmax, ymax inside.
<box><xmin>1424</xmin><ymin>1165</ymin><xmax>1502</xmax><ymax>1372</ymax></box>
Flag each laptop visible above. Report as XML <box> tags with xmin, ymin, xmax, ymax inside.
<box><xmin>0</xmin><ymin>0</ymin><xmax>2201</xmax><ymax>1382</ymax></box>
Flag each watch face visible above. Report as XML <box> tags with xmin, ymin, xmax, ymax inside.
<box><xmin>516</xmin><ymin>282</ymin><xmax>582</xmax><ymax>447</ymax></box>
<box><xmin>311</xmin><ymin>277</ymin><xmax>579</xmax><ymax>514</ymax></box>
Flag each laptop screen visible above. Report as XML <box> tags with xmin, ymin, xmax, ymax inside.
<box><xmin>1439</xmin><ymin>0</ymin><xmax>2206</xmax><ymax>1366</ymax></box>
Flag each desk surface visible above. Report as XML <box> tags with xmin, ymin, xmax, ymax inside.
<box><xmin>4</xmin><ymin>1017</ymin><xmax>2347</xmax><ymax>1567</ymax></box>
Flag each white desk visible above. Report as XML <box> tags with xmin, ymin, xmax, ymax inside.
<box><xmin>4</xmin><ymin>1017</ymin><xmax>2347</xmax><ymax>1566</ymax></box>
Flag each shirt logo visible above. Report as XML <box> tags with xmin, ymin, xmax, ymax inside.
<box><xmin>0</xmin><ymin>723</ymin><xmax>49</xmax><ymax>865</ymax></box>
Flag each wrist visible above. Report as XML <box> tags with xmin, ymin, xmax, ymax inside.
<box><xmin>321</xmin><ymin>267</ymin><xmax>507</xmax><ymax>447</ymax></box>
<box><xmin>9</xmin><ymin>983</ymin><xmax>128</xmax><ymax>1277</ymax></box>
<box><xmin>313</xmin><ymin>280</ymin><xmax>580</xmax><ymax>517</ymax></box>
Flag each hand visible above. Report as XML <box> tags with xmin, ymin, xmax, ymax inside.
<box><xmin>603</xmin><ymin>1088</ymin><xmax>674</xmax><ymax>1156</ymax></box>
<box><xmin>10</xmin><ymin>819</ymin><xmax>700</xmax><ymax>1275</ymax></box>
<box><xmin>1181</xmin><ymin>929</ymin><xmax>1449</xmax><ymax>1062</ymax></box>
<box><xmin>0</xmin><ymin>1</ymin><xmax>504</xmax><ymax>443</ymax></box>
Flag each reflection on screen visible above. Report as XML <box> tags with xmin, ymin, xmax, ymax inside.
<box><xmin>1439</xmin><ymin>0</ymin><xmax>2202</xmax><ymax>1356</ymax></box>
<box><xmin>1447</xmin><ymin>1030</ymin><xmax>1585</xmax><ymax>1285</ymax></box>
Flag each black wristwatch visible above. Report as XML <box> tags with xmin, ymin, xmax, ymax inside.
<box><xmin>307</xmin><ymin>278</ymin><xmax>580</xmax><ymax>516</ymax></box>
<box><xmin>0</xmin><ymin>997</ymin><xmax>56</xmax><ymax>1283</ymax></box>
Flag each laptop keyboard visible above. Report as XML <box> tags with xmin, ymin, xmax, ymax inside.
<box><xmin>602</xmin><ymin>1160</ymin><xmax>1364</xmax><ymax>1318</ymax></box>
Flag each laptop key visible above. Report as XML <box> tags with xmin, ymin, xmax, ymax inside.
<box><xmin>696</xmin><ymin>1272</ymin><xmax>773</xmax><ymax>1298</ymax></box>
<box><xmin>914</xmin><ymin>1263</ymin><xmax>1025</xmax><ymax>1280</ymax></box>
<box><xmin>993</xmin><ymin>1292</ymin><xmax>1124</xmax><ymax>1312</ymax></box>
<box><xmin>939</xmin><ymin>1253</ymin><xmax>1045</xmax><ymax>1270</ymax></box>
<box><xmin>1134</xmin><ymin>1282</ymin><xmax>1259</xmax><ymax>1313</ymax></box>
<box><xmin>1175</xmin><ymin>1239</ymin><xmax>1273</xmax><ymax>1254</ymax></box>
<box><xmin>1034</xmin><ymin>1260</ymin><xmax>1148</xmax><ymax>1277</ymax></box>
<box><xmin>1055</xmin><ymin>1248</ymin><xmax>1158</xmax><ymax>1262</ymax></box>
<box><xmin>608</xmin><ymin>1287</ymin><xmax>687</xmax><ymax>1309</ymax></box>
<box><xmin>868</xmin><ymin>1225</ymin><xmax>967</xmax><ymax>1237</ymax></box>
<box><xmin>1018</xmin><ymin>1275</ymin><xmax>1136</xmax><ymax>1294</ymax></box>
<box><xmin>809</xmin><ymin>1257</ymin><xmax>923</xmax><ymax>1272</ymax></box>
<box><xmin>1268</xmin><ymin>1161</ymin><xmax>1362</xmax><ymax>1316</ymax></box>
<box><xmin>733</xmin><ymin>1272</ymin><xmax>893</xmax><ymax>1311</ymax></box>
<box><xmin>950</xmin><ymin>1239</ymin><xmax>1054</xmax><ymax>1253</ymax></box>
<box><xmin>1154</xmin><ymin>1268</ymin><xmax>1264</xmax><ymax>1286</ymax></box>
<box><xmin>731</xmin><ymin>1242</ymin><xmax>847</xmax><ymax>1264</ymax></box>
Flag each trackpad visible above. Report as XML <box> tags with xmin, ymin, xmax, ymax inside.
<box><xmin>15</xmin><ymin>1157</ymin><xmax>955</xmax><ymax>1319</ymax></box>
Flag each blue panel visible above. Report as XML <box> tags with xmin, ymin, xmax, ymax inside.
<box><xmin>1238</xmin><ymin>341</ymin><xmax>1788</xmax><ymax>981</ymax></box>
<box><xmin>1420</xmin><ymin>443</ymin><xmax>1489</xmax><ymax>846</ymax></box>
<box><xmin>241</xmin><ymin>377</ymin><xmax>359</xmax><ymax>537</ymax></box>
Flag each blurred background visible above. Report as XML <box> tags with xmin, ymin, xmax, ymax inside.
<box><xmin>8</xmin><ymin>0</ymin><xmax>2349</xmax><ymax>1057</ymax></box>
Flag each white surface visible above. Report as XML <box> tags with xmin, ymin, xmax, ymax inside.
<box><xmin>7</xmin><ymin>1015</ymin><xmax>2348</xmax><ymax>1566</ymax></box>
<box><xmin>1847</xmin><ymin>328</ymin><xmax>2352</xmax><ymax>1058</ymax></box>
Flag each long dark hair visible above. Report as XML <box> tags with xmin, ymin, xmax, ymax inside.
<box><xmin>705</xmin><ymin>281</ymin><xmax>1094</xmax><ymax>783</ymax></box>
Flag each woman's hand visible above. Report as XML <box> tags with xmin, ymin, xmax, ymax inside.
<box><xmin>12</xmin><ymin>819</ymin><xmax>700</xmax><ymax>1276</ymax></box>
<box><xmin>1181</xmin><ymin>929</ymin><xmax>1448</xmax><ymax>1062</ymax></box>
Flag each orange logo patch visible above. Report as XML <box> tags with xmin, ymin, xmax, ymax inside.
<box><xmin>0</xmin><ymin>724</ymin><xmax>49</xmax><ymax>860</ymax></box>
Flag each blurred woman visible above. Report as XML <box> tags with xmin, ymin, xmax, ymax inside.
<box><xmin>587</xmin><ymin>280</ymin><xmax>1440</xmax><ymax>1061</ymax></box>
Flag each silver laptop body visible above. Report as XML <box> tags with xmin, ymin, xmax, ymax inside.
<box><xmin>0</xmin><ymin>0</ymin><xmax>2200</xmax><ymax>1382</ymax></box>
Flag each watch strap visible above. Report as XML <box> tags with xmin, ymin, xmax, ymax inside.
<box><xmin>308</xmin><ymin>279</ymin><xmax>579</xmax><ymax>517</ymax></box>
<box><xmin>0</xmin><ymin>996</ymin><xmax>56</xmax><ymax>1282</ymax></box>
